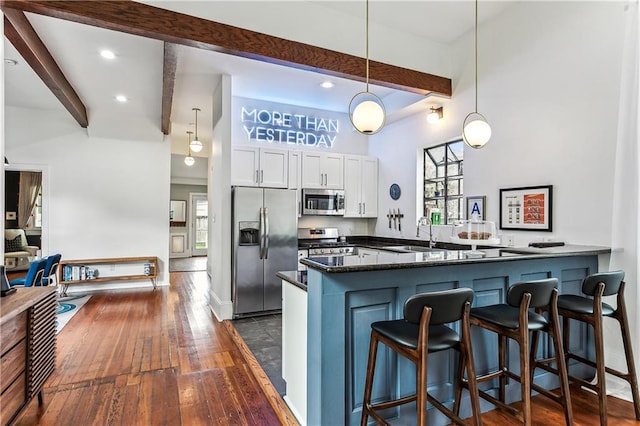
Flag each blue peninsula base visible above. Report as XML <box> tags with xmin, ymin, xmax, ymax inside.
<box><xmin>304</xmin><ymin>252</ymin><xmax>604</xmax><ymax>425</ymax></box>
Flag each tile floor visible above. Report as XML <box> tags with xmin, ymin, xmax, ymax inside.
<box><xmin>232</xmin><ymin>313</ymin><xmax>286</xmax><ymax>396</ymax></box>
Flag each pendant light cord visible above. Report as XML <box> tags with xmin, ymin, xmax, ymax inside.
<box><xmin>193</xmin><ymin>108</ymin><xmax>199</xmax><ymax>141</ymax></box>
<box><xmin>365</xmin><ymin>0</ymin><xmax>370</xmax><ymax>92</ymax></box>
<box><xmin>474</xmin><ymin>0</ymin><xmax>478</xmax><ymax>113</ymax></box>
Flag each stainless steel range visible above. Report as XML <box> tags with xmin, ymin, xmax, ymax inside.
<box><xmin>298</xmin><ymin>227</ymin><xmax>355</xmax><ymax>255</ymax></box>
<box><xmin>297</xmin><ymin>227</ymin><xmax>356</xmax><ymax>270</ymax></box>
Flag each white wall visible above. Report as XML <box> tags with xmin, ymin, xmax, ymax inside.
<box><xmin>5</xmin><ymin>106</ymin><xmax>171</xmax><ymax>290</ymax></box>
<box><xmin>209</xmin><ymin>75</ymin><xmax>234</xmax><ymax>320</ymax></box>
<box><xmin>372</xmin><ymin>1</ymin><xmax>628</xmax><ymax>248</ymax></box>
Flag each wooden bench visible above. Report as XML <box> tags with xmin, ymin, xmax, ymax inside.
<box><xmin>58</xmin><ymin>256</ymin><xmax>158</xmax><ymax>296</ymax></box>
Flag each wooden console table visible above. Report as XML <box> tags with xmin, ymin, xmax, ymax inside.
<box><xmin>0</xmin><ymin>287</ymin><xmax>57</xmax><ymax>426</ymax></box>
<box><xmin>58</xmin><ymin>256</ymin><xmax>158</xmax><ymax>296</ymax></box>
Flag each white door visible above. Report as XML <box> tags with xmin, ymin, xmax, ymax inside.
<box><xmin>190</xmin><ymin>193</ymin><xmax>208</xmax><ymax>256</ymax></box>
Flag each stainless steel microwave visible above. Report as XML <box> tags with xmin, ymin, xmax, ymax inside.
<box><xmin>302</xmin><ymin>189</ymin><xmax>345</xmax><ymax>216</ymax></box>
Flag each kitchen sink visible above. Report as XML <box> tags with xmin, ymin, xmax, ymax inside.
<box><xmin>381</xmin><ymin>245</ymin><xmax>434</xmax><ymax>253</ymax></box>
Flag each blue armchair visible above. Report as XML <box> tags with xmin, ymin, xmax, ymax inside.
<box><xmin>41</xmin><ymin>254</ymin><xmax>62</xmax><ymax>286</ymax></box>
<box><xmin>10</xmin><ymin>258</ymin><xmax>47</xmax><ymax>287</ymax></box>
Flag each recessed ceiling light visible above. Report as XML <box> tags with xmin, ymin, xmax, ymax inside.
<box><xmin>320</xmin><ymin>81</ymin><xmax>334</xmax><ymax>89</ymax></box>
<box><xmin>100</xmin><ymin>50</ymin><xmax>116</xmax><ymax>60</ymax></box>
<box><xmin>4</xmin><ymin>59</ymin><xmax>18</xmax><ymax>66</ymax></box>
<box><xmin>115</xmin><ymin>95</ymin><xmax>128</xmax><ymax>103</ymax></box>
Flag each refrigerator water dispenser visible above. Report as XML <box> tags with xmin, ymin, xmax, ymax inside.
<box><xmin>239</xmin><ymin>221</ymin><xmax>259</xmax><ymax>245</ymax></box>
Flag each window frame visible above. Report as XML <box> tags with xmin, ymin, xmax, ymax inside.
<box><xmin>423</xmin><ymin>139</ymin><xmax>464</xmax><ymax>224</ymax></box>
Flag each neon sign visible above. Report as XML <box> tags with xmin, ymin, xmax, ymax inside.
<box><xmin>241</xmin><ymin>107</ymin><xmax>339</xmax><ymax>148</ymax></box>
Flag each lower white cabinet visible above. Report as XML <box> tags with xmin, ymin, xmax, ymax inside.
<box><xmin>169</xmin><ymin>232</ymin><xmax>189</xmax><ymax>258</ymax></box>
<box><xmin>343</xmin><ymin>155</ymin><xmax>378</xmax><ymax>218</ymax></box>
<box><xmin>282</xmin><ymin>280</ymin><xmax>307</xmax><ymax>425</ymax></box>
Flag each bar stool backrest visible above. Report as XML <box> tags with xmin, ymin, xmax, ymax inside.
<box><xmin>404</xmin><ymin>288</ymin><xmax>474</xmax><ymax>325</ymax></box>
<box><xmin>582</xmin><ymin>270</ymin><xmax>624</xmax><ymax>297</ymax></box>
<box><xmin>507</xmin><ymin>278</ymin><xmax>558</xmax><ymax>308</ymax></box>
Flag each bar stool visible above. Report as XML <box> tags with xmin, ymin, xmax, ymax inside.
<box><xmin>468</xmin><ymin>278</ymin><xmax>573</xmax><ymax>425</ymax></box>
<box><xmin>554</xmin><ymin>271</ymin><xmax>640</xmax><ymax>425</ymax></box>
<box><xmin>360</xmin><ymin>288</ymin><xmax>482</xmax><ymax>426</ymax></box>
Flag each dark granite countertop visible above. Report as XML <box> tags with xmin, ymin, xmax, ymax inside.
<box><xmin>277</xmin><ymin>270</ymin><xmax>307</xmax><ymax>291</ymax></box>
<box><xmin>300</xmin><ymin>244</ymin><xmax>611</xmax><ymax>273</ymax></box>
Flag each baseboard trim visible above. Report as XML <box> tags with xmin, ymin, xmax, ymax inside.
<box><xmin>209</xmin><ymin>291</ymin><xmax>233</xmax><ymax>321</ymax></box>
<box><xmin>223</xmin><ymin>320</ymin><xmax>299</xmax><ymax>426</ymax></box>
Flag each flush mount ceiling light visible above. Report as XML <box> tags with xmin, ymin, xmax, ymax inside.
<box><xmin>184</xmin><ymin>131</ymin><xmax>195</xmax><ymax>166</ymax></box>
<box><xmin>462</xmin><ymin>0</ymin><xmax>492</xmax><ymax>149</ymax></box>
<box><xmin>320</xmin><ymin>81</ymin><xmax>334</xmax><ymax>89</ymax></box>
<box><xmin>427</xmin><ymin>106</ymin><xmax>444</xmax><ymax>124</ymax></box>
<box><xmin>100</xmin><ymin>49</ymin><xmax>116</xmax><ymax>60</ymax></box>
<box><xmin>115</xmin><ymin>94</ymin><xmax>128</xmax><ymax>103</ymax></box>
<box><xmin>348</xmin><ymin>0</ymin><xmax>385</xmax><ymax>135</ymax></box>
<box><xmin>190</xmin><ymin>108</ymin><xmax>203</xmax><ymax>153</ymax></box>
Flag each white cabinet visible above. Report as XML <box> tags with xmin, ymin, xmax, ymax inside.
<box><xmin>282</xmin><ymin>280</ymin><xmax>307</xmax><ymax>424</ymax></box>
<box><xmin>301</xmin><ymin>152</ymin><xmax>343</xmax><ymax>189</ymax></box>
<box><xmin>231</xmin><ymin>146</ymin><xmax>288</xmax><ymax>188</ymax></box>
<box><xmin>343</xmin><ymin>155</ymin><xmax>378</xmax><ymax>218</ymax></box>
<box><xmin>169</xmin><ymin>232</ymin><xmax>189</xmax><ymax>258</ymax></box>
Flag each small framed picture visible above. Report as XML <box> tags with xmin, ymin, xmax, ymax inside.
<box><xmin>5</xmin><ymin>212</ymin><xmax>16</xmax><ymax>220</ymax></box>
<box><xmin>466</xmin><ymin>196</ymin><xmax>486</xmax><ymax>220</ymax></box>
<box><xmin>499</xmin><ymin>185</ymin><xmax>553</xmax><ymax>231</ymax></box>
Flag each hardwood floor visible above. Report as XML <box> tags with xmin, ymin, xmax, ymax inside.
<box><xmin>13</xmin><ymin>271</ymin><xmax>640</xmax><ymax>425</ymax></box>
<box><xmin>16</xmin><ymin>271</ymin><xmax>281</xmax><ymax>426</ymax></box>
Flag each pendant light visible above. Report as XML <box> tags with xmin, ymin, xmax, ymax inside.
<box><xmin>184</xmin><ymin>131</ymin><xmax>195</xmax><ymax>166</ymax></box>
<box><xmin>190</xmin><ymin>108</ymin><xmax>203</xmax><ymax>153</ymax></box>
<box><xmin>348</xmin><ymin>0</ymin><xmax>385</xmax><ymax>135</ymax></box>
<box><xmin>462</xmin><ymin>0</ymin><xmax>492</xmax><ymax>149</ymax></box>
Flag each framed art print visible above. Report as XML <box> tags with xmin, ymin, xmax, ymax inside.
<box><xmin>499</xmin><ymin>185</ymin><xmax>552</xmax><ymax>231</ymax></box>
<box><xmin>466</xmin><ymin>196</ymin><xmax>486</xmax><ymax>220</ymax></box>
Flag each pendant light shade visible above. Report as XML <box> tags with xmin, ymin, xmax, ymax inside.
<box><xmin>463</xmin><ymin>112</ymin><xmax>492</xmax><ymax>148</ymax></box>
<box><xmin>184</xmin><ymin>131</ymin><xmax>195</xmax><ymax>166</ymax></box>
<box><xmin>190</xmin><ymin>140</ymin><xmax>203</xmax><ymax>153</ymax></box>
<box><xmin>349</xmin><ymin>92</ymin><xmax>385</xmax><ymax>134</ymax></box>
<box><xmin>190</xmin><ymin>108</ymin><xmax>203</xmax><ymax>153</ymax></box>
<box><xmin>463</xmin><ymin>0</ymin><xmax>491</xmax><ymax>149</ymax></box>
<box><xmin>348</xmin><ymin>0</ymin><xmax>385</xmax><ymax>135</ymax></box>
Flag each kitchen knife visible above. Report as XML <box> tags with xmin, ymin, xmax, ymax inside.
<box><xmin>398</xmin><ymin>208</ymin><xmax>402</xmax><ymax>232</ymax></box>
<box><xmin>388</xmin><ymin>209</ymin><xmax>392</xmax><ymax>229</ymax></box>
<box><xmin>393</xmin><ymin>209</ymin><xmax>397</xmax><ymax>230</ymax></box>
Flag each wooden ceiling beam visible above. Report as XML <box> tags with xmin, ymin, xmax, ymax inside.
<box><xmin>3</xmin><ymin>8</ymin><xmax>88</xmax><ymax>127</ymax></box>
<box><xmin>0</xmin><ymin>0</ymin><xmax>452</xmax><ymax>97</ymax></box>
<box><xmin>161</xmin><ymin>42</ymin><xmax>178</xmax><ymax>135</ymax></box>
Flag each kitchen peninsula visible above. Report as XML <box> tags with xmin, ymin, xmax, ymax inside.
<box><xmin>280</xmin><ymin>244</ymin><xmax>610</xmax><ymax>426</ymax></box>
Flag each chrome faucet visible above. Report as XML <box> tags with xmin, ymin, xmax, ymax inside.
<box><xmin>416</xmin><ymin>216</ymin><xmax>434</xmax><ymax>247</ymax></box>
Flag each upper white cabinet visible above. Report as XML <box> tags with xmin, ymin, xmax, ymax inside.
<box><xmin>231</xmin><ymin>146</ymin><xmax>288</xmax><ymax>188</ymax></box>
<box><xmin>301</xmin><ymin>152</ymin><xmax>344</xmax><ymax>189</ymax></box>
<box><xmin>344</xmin><ymin>155</ymin><xmax>378</xmax><ymax>218</ymax></box>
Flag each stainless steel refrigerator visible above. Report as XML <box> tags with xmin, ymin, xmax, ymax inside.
<box><xmin>232</xmin><ymin>187</ymin><xmax>298</xmax><ymax>317</ymax></box>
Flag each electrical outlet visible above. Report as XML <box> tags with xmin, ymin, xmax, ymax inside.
<box><xmin>504</xmin><ymin>235</ymin><xmax>514</xmax><ymax>247</ymax></box>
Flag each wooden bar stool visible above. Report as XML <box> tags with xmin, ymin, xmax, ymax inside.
<box><xmin>553</xmin><ymin>271</ymin><xmax>640</xmax><ymax>425</ymax></box>
<box><xmin>360</xmin><ymin>288</ymin><xmax>482</xmax><ymax>426</ymax></box>
<box><xmin>468</xmin><ymin>278</ymin><xmax>573</xmax><ymax>425</ymax></box>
